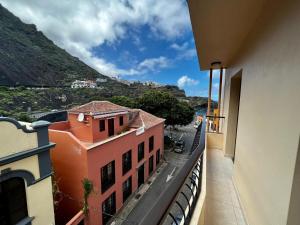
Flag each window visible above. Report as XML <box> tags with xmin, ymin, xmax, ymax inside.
<box><xmin>101</xmin><ymin>161</ymin><xmax>115</xmax><ymax>193</ymax></box>
<box><xmin>119</xmin><ymin>116</ymin><xmax>124</xmax><ymax>126</ymax></box>
<box><xmin>138</xmin><ymin>142</ymin><xmax>144</xmax><ymax>162</ymax></box>
<box><xmin>0</xmin><ymin>178</ymin><xmax>28</xmax><ymax>225</ymax></box>
<box><xmin>149</xmin><ymin>136</ymin><xmax>154</xmax><ymax>152</ymax></box>
<box><xmin>122</xmin><ymin>150</ymin><xmax>132</xmax><ymax>175</ymax></box>
<box><xmin>149</xmin><ymin>155</ymin><xmax>154</xmax><ymax>174</ymax></box>
<box><xmin>102</xmin><ymin>192</ymin><xmax>116</xmax><ymax>225</ymax></box>
<box><xmin>99</xmin><ymin>120</ymin><xmax>105</xmax><ymax>132</ymax></box>
<box><xmin>156</xmin><ymin>149</ymin><xmax>160</xmax><ymax>165</ymax></box>
<box><xmin>108</xmin><ymin>118</ymin><xmax>114</xmax><ymax>137</ymax></box>
<box><xmin>122</xmin><ymin>177</ymin><xmax>132</xmax><ymax>203</ymax></box>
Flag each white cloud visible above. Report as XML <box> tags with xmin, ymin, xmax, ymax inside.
<box><xmin>170</xmin><ymin>42</ymin><xmax>197</xmax><ymax>60</ymax></box>
<box><xmin>0</xmin><ymin>0</ymin><xmax>190</xmax><ymax>77</ymax></box>
<box><xmin>177</xmin><ymin>75</ymin><xmax>199</xmax><ymax>88</ymax></box>
<box><xmin>171</xmin><ymin>42</ymin><xmax>189</xmax><ymax>51</ymax></box>
<box><xmin>213</xmin><ymin>83</ymin><xmax>219</xmax><ymax>89</ymax></box>
<box><xmin>137</xmin><ymin>56</ymin><xmax>170</xmax><ymax>72</ymax></box>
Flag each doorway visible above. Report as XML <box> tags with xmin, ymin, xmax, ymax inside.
<box><xmin>0</xmin><ymin>177</ymin><xmax>28</xmax><ymax>224</ymax></box>
<box><xmin>138</xmin><ymin>164</ymin><xmax>144</xmax><ymax>188</ymax></box>
<box><xmin>225</xmin><ymin>71</ymin><xmax>242</xmax><ymax>161</ymax></box>
<box><xmin>108</xmin><ymin>118</ymin><xmax>114</xmax><ymax>137</ymax></box>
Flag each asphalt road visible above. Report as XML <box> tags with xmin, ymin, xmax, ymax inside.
<box><xmin>120</xmin><ymin>123</ymin><xmax>197</xmax><ymax>225</ymax></box>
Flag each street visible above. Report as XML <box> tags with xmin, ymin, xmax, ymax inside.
<box><xmin>114</xmin><ymin>122</ymin><xmax>197</xmax><ymax>225</ymax></box>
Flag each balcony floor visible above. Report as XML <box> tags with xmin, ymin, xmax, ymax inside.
<box><xmin>205</xmin><ymin>149</ymin><xmax>247</xmax><ymax>225</ymax></box>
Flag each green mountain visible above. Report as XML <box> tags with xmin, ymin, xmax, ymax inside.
<box><xmin>0</xmin><ymin>4</ymin><xmax>113</xmax><ymax>86</ymax></box>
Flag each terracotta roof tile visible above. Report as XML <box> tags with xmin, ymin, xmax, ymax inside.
<box><xmin>68</xmin><ymin>101</ymin><xmax>165</xmax><ymax>128</ymax></box>
<box><xmin>68</xmin><ymin>101</ymin><xmax>129</xmax><ymax>115</ymax></box>
<box><xmin>129</xmin><ymin>109</ymin><xmax>165</xmax><ymax>129</ymax></box>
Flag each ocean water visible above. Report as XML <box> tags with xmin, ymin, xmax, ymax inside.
<box><xmin>196</xmin><ymin>107</ymin><xmax>207</xmax><ymax>116</ymax></box>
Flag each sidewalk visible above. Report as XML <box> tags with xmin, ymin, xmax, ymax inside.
<box><xmin>112</xmin><ymin>161</ymin><xmax>168</xmax><ymax>225</ymax></box>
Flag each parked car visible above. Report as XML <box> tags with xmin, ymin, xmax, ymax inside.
<box><xmin>173</xmin><ymin>139</ymin><xmax>185</xmax><ymax>153</ymax></box>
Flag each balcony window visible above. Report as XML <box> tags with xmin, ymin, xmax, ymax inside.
<box><xmin>102</xmin><ymin>192</ymin><xmax>116</xmax><ymax>225</ymax></box>
<box><xmin>119</xmin><ymin>116</ymin><xmax>124</xmax><ymax>126</ymax></box>
<box><xmin>122</xmin><ymin>150</ymin><xmax>132</xmax><ymax>175</ymax></box>
<box><xmin>99</xmin><ymin>120</ymin><xmax>105</xmax><ymax>132</ymax></box>
<box><xmin>0</xmin><ymin>177</ymin><xmax>28</xmax><ymax>225</ymax></box>
<box><xmin>149</xmin><ymin>155</ymin><xmax>154</xmax><ymax>174</ymax></box>
<box><xmin>101</xmin><ymin>161</ymin><xmax>115</xmax><ymax>193</ymax></box>
<box><xmin>122</xmin><ymin>176</ymin><xmax>132</xmax><ymax>203</ymax></box>
<box><xmin>149</xmin><ymin>136</ymin><xmax>154</xmax><ymax>152</ymax></box>
<box><xmin>138</xmin><ymin>142</ymin><xmax>144</xmax><ymax>162</ymax></box>
<box><xmin>156</xmin><ymin>149</ymin><xmax>160</xmax><ymax>165</ymax></box>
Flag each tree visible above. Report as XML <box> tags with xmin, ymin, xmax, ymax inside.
<box><xmin>110</xmin><ymin>96</ymin><xmax>136</xmax><ymax>108</ymax></box>
<box><xmin>137</xmin><ymin>90</ymin><xmax>195</xmax><ymax>127</ymax></box>
<box><xmin>172</xmin><ymin>101</ymin><xmax>195</xmax><ymax>126</ymax></box>
<box><xmin>82</xmin><ymin>178</ymin><xmax>93</xmax><ymax>216</ymax></box>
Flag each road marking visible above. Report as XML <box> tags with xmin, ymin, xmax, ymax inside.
<box><xmin>166</xmin><ymin>167</ymin><xmax>176</xmax><ymax>182</ymax></box>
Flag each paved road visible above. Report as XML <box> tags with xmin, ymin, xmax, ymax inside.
<box><xmin>121</xmin><ymin>163</ymin><xmax>175</xmax><ymax>225</ymax></box>
<box><xmin>119</xmin><ymin>123</ymin><xmax>197</xmax><ymax>225</ymax></box>
<box><xmin>165</xmin><ymin>123</ymin><xmax>197</xmax><ymax>154</ymax></box>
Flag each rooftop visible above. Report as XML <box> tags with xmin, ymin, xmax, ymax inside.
<box><xmin>129</xmin><ymin>109</ymin><xmax>165</xmax><ymax>129</ymax></box>
<box><xmin>68</xmin><ymin>101</ymin><xmax>129</xmax><ymax>116</ymax></box>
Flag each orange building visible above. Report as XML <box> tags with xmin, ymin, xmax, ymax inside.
<box><xmin>49</xmin><ymin>101</ymin><xmax>165</xmax><ymax>225</ymax></box>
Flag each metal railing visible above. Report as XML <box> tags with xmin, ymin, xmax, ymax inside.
<box><xmin>138</xmin><ymin>119</ymin><xmax>206</xmax><ymax>225</ymax></box>
<box><xmin>206</xmin><ymin>115</ymin><xmax>225</xmax><ymax>133</ymax></box>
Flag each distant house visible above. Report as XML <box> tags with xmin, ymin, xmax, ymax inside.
<box><xmin>49</xmin><ymin>101</ymin><xmax>165</xmax><ymax>225</ymax></box>
<box><xmin>71</xmin><ymin>80</ymin><xmax>97</xmax><ymax>88</ymax></box>
<box><xmin>96</xmin><ymin>78</ymin><xmax>108</xmax><ymax>83</ymax></box>
<box><xmin>0</xmin><ymin>117</ymin><xmax>55</xmax><ymax>225</ymax></box>
<box><xmin>143</xmin><ymin>81</ymin><xmax>163</xmax><ymax>87</ymax></box>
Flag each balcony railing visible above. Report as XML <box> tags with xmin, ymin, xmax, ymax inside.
<box><xmin>138</xmin><ymin>119</ymin><xmax>206</xmax><ymax>225</ymax></box>
<box><xmin>206</xmin><ymin>115</ymin><xmax>225</xmax><ymax>133</ymax></box>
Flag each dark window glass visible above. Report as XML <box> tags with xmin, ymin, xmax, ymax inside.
<box><xmin>101</xmin><ymin>161</ymin><xmax>115</xmax><ymax>193</ymax></box>
<box><xmin>138</xmin><ymin>164</ymin><xmax>144</xmax><ymax>188</ymax></box>
<box><xmin>102</xmin><ymin>192</ymin><xmax>116</xmax><ymax>225</ymax></box>
<box><xmin>119</xmin><ymin>116</ymin><xmax>124</xmax><ymax>126</ymax></box>
<box><xmin>122</xmin><ymin>177</ymin><xmax>132</xmax><ymax>203</ymax></box>
<box><xmin>108</xmin><ymin>118</ymin><xmax>114</xmax><ymax>136</ymax></box>
<box><xmin>122</xmin><ymin>150</ymin><xmax>132</xmax><ymax>175</ymax></box>
<box><xmin>149</xmin><ymin>155</ymin><xmax>154</xmax><ymax>174</ymax></box>
<box><xmin>149</xmin><ymin>136</ymin><xmax>154</xmax><ymax>152</ymax></box>
<box><xmin>99</xmin><ymin>120</ymin><xmax>105</xmax><ymax>132</ymax></box>
<box><xmin>138</xmin><ymin>142</ymin><xmax>144</xmax><ymax>162</ymax></box>
<box><xmin>156</xmin><ymin>149</ymin><xmax>160</xmax><ymax>165</ymax></box>
<box><xmin>0</xmin><ymin>178</ymin><xmax>28</xmax><ymax>225</ymax></box>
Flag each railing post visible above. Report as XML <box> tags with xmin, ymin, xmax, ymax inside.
<box><xmin>217</xmin><ymin>67</ymin><xmax>223</xmax><ymax>133</ymax></box>
<box><xmin>208</xmin><ymin>68</ymin><xmax>213</xmax><ymax>116</ymax></box>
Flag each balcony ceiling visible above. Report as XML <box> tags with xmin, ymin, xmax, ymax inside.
<box><xmin>188</xmin><ymin>0</ymin><xmax>267</xmax><ymax>70</ymax></box>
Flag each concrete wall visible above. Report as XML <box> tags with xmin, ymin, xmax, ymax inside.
<box><xmin>49</xmin><ymin>129</ymin><xmax>88</xmax><ymax>225</ymax></box>
<box><xmin>67</xmin><ymin>113</ymin><xmax>130</xmax><ymax>143</ymax></box>
<box><xmin>0</xmin><ymin>121</ymin><xmax>37</xmax><ymax>157</ymax></box>
<box><xmin>222</xmin><ymin>1</ymin><xmax>300</xmax><ymax>224</ymax></box>
<box><xmin>91</xmin><ymin>113</ymin><xmax>129</xmax><ymax>142</ymax></box>
<box><xmin>68</xmin><ymin>114</ymin><xmax>94</xmax><ymax>142</ymax></box>
<box><xmin>206</xmin><ymin>133</ymin><xmax>224</xmax><ymax>150</ymax></box>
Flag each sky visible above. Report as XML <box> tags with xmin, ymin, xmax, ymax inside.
<box><xmin>1</xmin><ymin>0</ymin><xmax>220</xmax><ymax>98</ymax></box>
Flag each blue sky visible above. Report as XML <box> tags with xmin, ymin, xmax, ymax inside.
<box><xmin>1</xmin><ymin>0</ymin><xmax>220</xmax><ymax>98</ymax></box>
<box><xmin>93</xmin><ymin>24</ymin><xmax>213</xmax><ymax>97</ymax></box>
